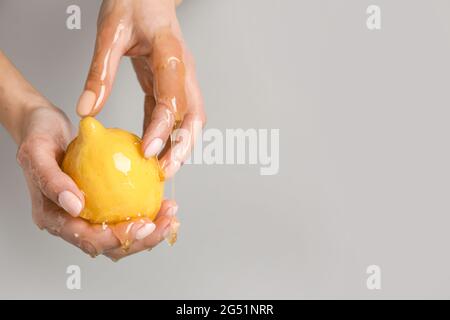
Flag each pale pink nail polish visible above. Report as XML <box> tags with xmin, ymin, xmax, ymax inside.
<box><xmin>167</xmin><ymin>206</ymin><xmax>178</xmax><ymax>217</ymax></box>
<box><xmin>80</xmin><ymin>240</ymin><xmax>98</xmax><ymax>258</ymax></box>
<box><xmin>163</xmin><ymin>161</ymin><xmax>181</xmax><ymax>179</ymax></box>
<box><xmin>77</xmin><ymin>90</ymin><xmax>96</xmax><ymax>116</ymax></box>
<box><xmin>58</xmin><ymin>191</ymin><xmax>82</xmax><ymax>217</ymax></box>
<box><xmin>144</xmin><ymin>138</ymin><xmax>163</xmax><ymax>158</ymax></box>
<box><xmin>135</xmin><ymin>223</ymin><xmax>156</xmax><ymax>240</ymax></box>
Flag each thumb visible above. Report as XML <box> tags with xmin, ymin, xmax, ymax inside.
<box><xmin>20</xmin><ymin>143</ymin><xmax>85</xmax><ymax>217</ymax></box>
<box><xmin>76</xmin><ymin>25</ymin><xmax>126</xmax><ymax>117</ymax></box>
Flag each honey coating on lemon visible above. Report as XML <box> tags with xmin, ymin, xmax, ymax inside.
<box><xmin>62</xmin><ymin>117</ymin><xmax>164</xmax><ymax>224</ymax></box>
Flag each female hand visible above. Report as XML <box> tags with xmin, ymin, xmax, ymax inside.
<box><xmin>76</xmin><ymin>0</ymin><xmax>206</xmax><ymax>178</ymax></box>
<box><xmin>16</xmin><ymin>106</ymin><xmax>178</xmax><ymax>261</ymax></box>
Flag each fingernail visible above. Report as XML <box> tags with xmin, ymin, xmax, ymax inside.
<box><xmin>162</xmin><ymin>161</ymin><xmax>181</xmax><ymax>179</ymax></box>
<box><xmin>80</xmin><ymin>240</ymin><xmax>97</xmax><ymax>258</ymax></box>
<box><xmin>77</xmin><ymin>90</ymin><xmax>96</xmax><ymax>116</ymax></box>
<box><xmin>135</xmin><ymin>223</ymin><xmax>156</xmax><ymax>240</ymax></box>
<box><xmin>144</xmin><ymin>138</ymin><xmax>163</xmax><ymax>158</ymax></box>
<box><xmin>163</xmin><ymin>225</ymin><xmax>171</xmax><ymax>239</ymax></box>
<box><xmin>108</xmin><ymin>256</ymin><xmax>120</xmax><ymax>263</ymax></box>
<box><xmin>58</xmin><ymin>191</ymin><xmax>82</xmax><ymax>217</ymax></box>
<box><xmin>167</xmin><ymin>206</ymin><xmax>178</xmax><ymax>217</ymax></box>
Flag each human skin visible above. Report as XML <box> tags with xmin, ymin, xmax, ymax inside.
<box><xmin>76</xmin><ymin>0</ymin><xmax>206</xmax><ymax>178</ymax></box>
<box><xmin>0</xmin><ymin>0</ymin><xmax>199</xmax><ymax>261</ymax></box>
<box><xmin>0</xmin><ymin>51</ymin><xmax>178</xmax><ymax>261</ymax></box>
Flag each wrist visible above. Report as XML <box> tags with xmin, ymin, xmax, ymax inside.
<box><xmin>0</xmin><ymin>51</ymin><xmax>54</xmax><ymax>144</ymax></box>
<box><xmin>11</xmin><ymin>94</ymin><xmax>53</xmax><ymax>145</ymax></box>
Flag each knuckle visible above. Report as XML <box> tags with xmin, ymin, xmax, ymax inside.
<box><xmin>32</xmin><ymin>212</ymin><xmax>45</xmax><ymax>231</ymax></box>
<box><xmin>38</xmin><ymin>174</ymin><xmax>54</xmax><ymax>195</ymax></box>
<box><xmin>152</xmin><ymin>103</ymin><xmax>176</xmax><ymax>123</ymax></box>
<box><xmin>17</xmin><ymin>135</ymin><xmax>51</xmax><ymax>168</ymax></box>
<box><xmin>16</xmin><ymin>148</ymin><xmax>26</xmax><ymax>168</ymax></box>
<box><xmin>46</xmin><ymin>227</ymin><xmax>60</xmax><ymax>237</ymax></box>
<box><xmin>16</xmin><ymin>141</ymin><xmax>31</xmax><ymax>168</ymax></box>
<box><xmin>88</xmin><ymin>62</ymin><xmax>103</xmax><ymax>82</ymax></box>
<box><xmin>86</xmin><ymin>69</ymin><xmax>104</xmax><ymax>89</ymax></box>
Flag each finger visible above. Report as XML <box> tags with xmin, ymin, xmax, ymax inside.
<box><xmin>76</xmin><ymin>20</ymin><xmax>127</xmax><ymax>117</ymax></box>
<box><xmin>60</xmin><ymin>215</ymin><xmax>121</xmax><ymax>257</ymax></box>
<box><xmin>104</xmin><ymin>210</ymin><xmax>176</xmax><ymax>262</ymax></box>
<box><xmin>131</xmin><ymin>58</ymin><xmax>157</xmax><ymax>134</ymax></box>
<box><xmin>104</xmin><ymin>200</ymin><xmax>178</xmax><ymax>261</ymax></box>
<box><xmin>132</xmin><ymin>57</ymin><xmax>173</xmax><ymax>158</ymax></box>
<box><xmin>141</xmin><ymin>98</ymin><xmax>176</xmax><ymax>159</ymax></box>
<box><xmin>109</xmin><ymin>217</ymin><xmax>156</xmax><ymax>250</ymax></box>
<box><xmin>141</xmin><ymin>29</ymin><xmax>186</xmax><ymax>159</ymax></box>
<box><xmin>18</xmin><ymin>141</ymin><xmax>84</xmax><ymax>218</ymax></box>
<box><xmin>159</xmin><ymin>113</ymin><xmax>202</xmax><ymax>178</ymax></box>
<box><xmin>32</xmin><ymin>195</ymin><xmax>120</xmax><ymax>257</ymax></box>
<box><xmin>159</xmin><ymin>52</ymin><xmax>206</xmax><ymax>179</ymax></box>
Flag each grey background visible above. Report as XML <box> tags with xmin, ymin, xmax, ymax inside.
<box><xmin>1</xmin><ymin>0</ymin><xmax>450</xmax><ymax>299</ymax></box>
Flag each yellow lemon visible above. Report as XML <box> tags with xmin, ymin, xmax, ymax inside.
<box><xmin>62</xmin><ymin>117</ymin><xmax>164</xmax><ymax>224</ymax></box>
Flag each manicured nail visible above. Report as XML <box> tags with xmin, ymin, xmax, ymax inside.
<box><xmin>135</xmin><ymin>223</ymin><xmax>156</xmax><ymax>240</ymax></box>
<box><xmin>80</xmin><ymin>240</ymin><xmax>97</xmax><ymax>258</ymax></box>
<box><xmin>107</xmin><ymin>256</ymin><xmax>119</xmax><ymax>263</ymax></box>
<box><xmin>144</xmin><ymin>138</ymin><xmax>163</xmax><ymax>158</ymax></box>
<box><xmin>58</xmin><ymin>191</ymin><xmax>82</xmax><ymax>217</ymax></box>
<box><xmin>167</xmin><ymin>206</ymin><xmax>178</xmax><ymax>217</ymax></box>
<box><xmin>162</xmin><ymin>161</ymin><xmax>181</xmax><ymax>179</ymax></box>
<box><xmin>76</xmin><ymin>90</ymin><xmax>96</xmax><ymax>116</ymax></box>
